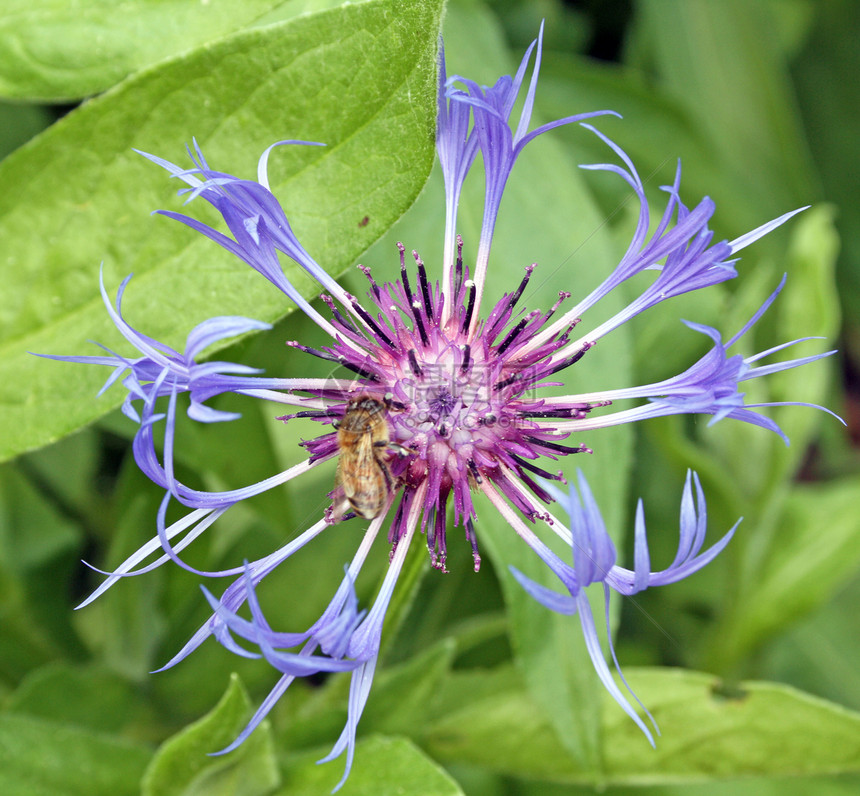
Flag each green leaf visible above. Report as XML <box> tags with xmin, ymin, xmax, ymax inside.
<box><xmin>705</xmin><ymin>475</ymin><xmax>860</xmax><ymax>672</ymax></box>
<box><xmin>792</xmin><ymin>0</ymin><xmax>860</xmax><ymax>341</ymax></box>
<box><xmin>761</xmin><ymin>569</ymin><xmax>860</xmax><ymax>716</ymax></box>
<box><xmin>0</xmin><ymin>564</ymin><xmax>56</xmax><ymax>683</ymax></box>
<box><xmin>760</xmin><ymin>204</ymin><xmax>841</xmax><ymax>476</ymax></box>
<box><xmin>0</xmin><ymin>100</ymin><xmax>53</xmax><ymax>157</ymax></box>
<box><xmin>423</xmin><ymin>664</ymin><xmax>586</xmax><ymax>781</ymax></box>
<box><xmin>0</xmin><ymin>459</ymin><xmax>81</xmax><ymax>572</ymax></box>
<box><xmin>0</xmin><ymin>457</ymin><xmax>87</xmax><ymax>680</ymax></box>
<box><xmin>584</xmin><ymin>776</ymin><xmax>860</xmax><ymax>796</ymax></box>
<box><xmin>361</xmin><ymin>638</ymin><xmax>457</xmax><ymax>737</ymax></box>
<box><xmin>600</xmin><ymin>668</ymin><xmax>860</xmax><ymax>782</ymax></box>
<box><xmin>279</xmin><ymin>735</ymin><xmax>464</xmax><ymax>796</ymax></box>
<box><xmin>0</xmin><ymin>0</ymin><xmax>346</xmax><ymax>101</ymax></box>
<box><xmin>141</xmin><ymin>673</ymin><xmax>280</xmax><ymax>796</ymax></box>
<box><xmin>0</xmin><ymin>712</ymin><xmax>152</xmax><ymax>796</ymax></box>
<box><xmin>535</xmin><ymin>54</ymin><xmax>755</xmax><ymax>236</ymax></box>
<box><xmin>5</xmin><ymin>662</ymin><xmax>153</xmax><ymax>737</ymax></box>
<box><xmin>424</xmin><ymin>665</ymin><xmax>860</xmax><ymax>784</ymax></box>
<box><xmin>634</xmin><ymin>0</ymin><xmax>819</xmax><ymax>216</ymax></box>
<box><xmin>0</xmin><ymin>0</ymin><xmax>444</xmax><ymax>464</ymax></box>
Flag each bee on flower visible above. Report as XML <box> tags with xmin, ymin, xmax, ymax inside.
<box><xmin>44</xmin><ymin>23</ymin><xmax>840</xmax><ymax>791</ymax></box>
<box><xmin>333</xmin><ymin>395</ymin><xmax>402</xmax><ymax>520</ymax></box>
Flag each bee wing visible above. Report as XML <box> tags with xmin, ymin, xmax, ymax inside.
<box><xmin>340</xmin><ymin>433</ymin><xmax>377</xmax><ymax>500</ymax></box>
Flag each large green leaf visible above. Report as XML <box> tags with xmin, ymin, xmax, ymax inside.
<box><xmin>0</xmin><ymin>0</ymin><xmax>346</xmax><ymax>101</ymax></box>
<box><xmin>0</xmin><ymin>712</ymin><xmax>152</xmax><ymax>796</ymax></box>
<box><xmin>600</xmin><ymin>668</ymin><xmax>860</xmax><ymax>782</ymax></box>
<box><xmin>423</xmin><ymin>665</ymin><xmax>860</xmax><ymax>784</ymax></box>
<box><xmin>0</xmin><ymin>0</ymin><xmax>444</xmax><ymax>463</ymax></box>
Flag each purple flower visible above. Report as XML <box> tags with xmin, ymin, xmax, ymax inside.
<box><xmin>50</xmin><ymin>27</ymin><xmax>839</xmax><ymax>791</ymax></box>
<box><xmin>509</xmin><ymin>469</ymin><xmax>738</xmax><ymax>743</ymax></box>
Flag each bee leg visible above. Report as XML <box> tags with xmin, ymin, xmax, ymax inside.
<box><xmin>374</xmin><ymin>441</ymin><xmax>411</xmax><ymax>457</ymax></box>
<box><xmin>325</xmin><ymin>499</ymin><xmax>354</xmax><ymax>524</ymax></box>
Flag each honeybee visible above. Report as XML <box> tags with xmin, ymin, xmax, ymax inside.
<box><xmin>335</xmin><ymin>396</ymin><xmax>395</xmax><ymax>519</ymax></box>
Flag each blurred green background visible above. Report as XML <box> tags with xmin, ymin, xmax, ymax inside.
<box><xmin>0</xmin><ymin>1</ymin><xmax>858</xmax><ymax>794</ymax></box>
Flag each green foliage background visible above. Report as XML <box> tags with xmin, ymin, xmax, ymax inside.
<box><xmin>0</xmin><ymin>1</ymin><xmax>858</xmax><ymax>794</ymax></box>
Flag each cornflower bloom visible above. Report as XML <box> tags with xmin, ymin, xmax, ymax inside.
<box><xmin>48</xmin><ymin>25</ymin><xmax>839</xmax><ymax>790</ymax></box>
